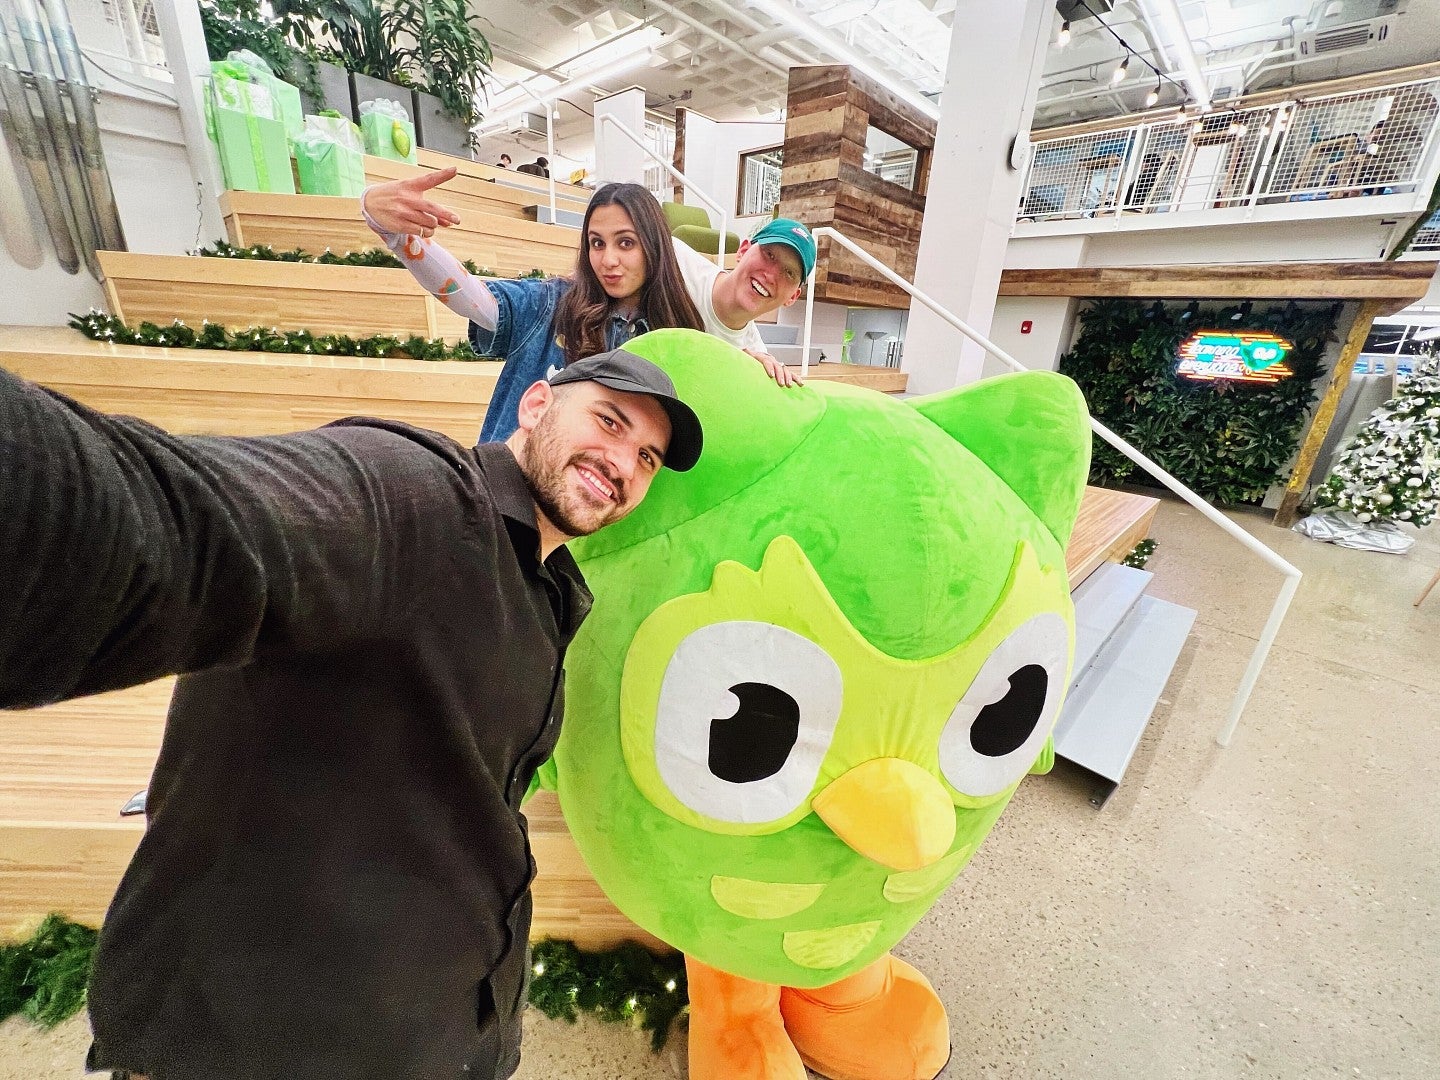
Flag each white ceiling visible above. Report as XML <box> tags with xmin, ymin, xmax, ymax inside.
<box><xmin>470</xmin><ymin>0</ymin><xmax>1440</xmax><ymax>160</ymax></box>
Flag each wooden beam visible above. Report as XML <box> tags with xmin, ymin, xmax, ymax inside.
<box><xmin>999</xmin><ymin>262</ymin><xmax>1437</xmax><ymax>316</ymax></box>
<box><xmin>1272</xmin><ymin>298</ymin><xmax>1385</xmax><ymax>528</ymax></box>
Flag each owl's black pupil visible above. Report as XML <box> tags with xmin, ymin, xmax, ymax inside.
<box><xmin>971</xmin><ymin>665</ymin><xmax>1048</xmax><ymax>757</ymax></box>
<box><xmin>709</xmin><ymin>682</ymin><xmax>799</xmax><ymax>783</ymax></box>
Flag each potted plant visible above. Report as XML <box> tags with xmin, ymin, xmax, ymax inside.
<box><xmin>392</xmin><ymin>0</ymin><xmax>491</xmax><ymax>154</ymax></box>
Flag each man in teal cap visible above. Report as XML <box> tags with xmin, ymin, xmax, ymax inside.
<box><xmin>671</xmin><ymin>216</ymin><xmax>817</xmax><ymax>387</ymax></box>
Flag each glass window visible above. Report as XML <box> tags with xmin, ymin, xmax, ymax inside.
<box><xmin>863</xmin><ymin>126</ymin><xmax>919</xmax><ymax>190</ymax></box>
<box><xmin>738</xmin><ymin>146</ymin><xmax>783</xmax><ymax>217</ymax></box>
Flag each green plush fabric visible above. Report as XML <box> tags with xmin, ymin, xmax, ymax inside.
<box><xmin>557</xmin><ymin>329</ymin><xmax>1090</xmax><ymax>988</ymax></box>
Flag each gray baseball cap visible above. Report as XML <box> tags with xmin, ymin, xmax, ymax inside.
<box><xmin>549</xmin><ymin>348</ymin><xmax>703</xmax><ymax>471</ymax></box>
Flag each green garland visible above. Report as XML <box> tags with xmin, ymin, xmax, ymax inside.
<box><xmin>69</xmin><ymin>310</ymin><xmax>484</xmax><ymax>363</ymax></box>
<box><xmin>0</xmin><ymin>917</ymin><xmax>688</xmax><ymax>1050</ymax></box>
<box><xmin>196</xmin><ymin>240</ymin><xmax>548</xmax><ymax>281</ymax></box>
<box><xmin>528</xmin><ymin>939</ymin><xmax>687</xmax><ymax>1050</ymax></box>
<box><xmin>0</xmin><ymin>916</ymin><xmax>96</xmax><ymax>1027</ymax></box>
<box><xmin>1122</xmin><ymin>538</ymin><xmax>1157</xmax><ymax>569</ymax></box>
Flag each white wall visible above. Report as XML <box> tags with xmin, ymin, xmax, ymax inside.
<box><xmin>985</xmin><ymin>296</ymin><xmax>1079</xmax><ymax>374</ymax></box>
<box><xmin>2</xmin><ymin>78</ymin><xmax>202</xmax><ymax>327</ymax></box>
<box><xmin>678</xmin><ymin>110</ymin><xmax>784</xmax><ymax>231</ymax></box>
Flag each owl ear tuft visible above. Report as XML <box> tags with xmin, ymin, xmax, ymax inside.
<box><xmin>909</xmin><ymin>372</ymin><xmax>1091</xmax><ymax>548</ymax></box>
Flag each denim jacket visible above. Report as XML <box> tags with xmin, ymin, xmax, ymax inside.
<box><xmin>474</xmin><ymin>277</ymin><xmax>650</xmax><ymax>444</ymax></box>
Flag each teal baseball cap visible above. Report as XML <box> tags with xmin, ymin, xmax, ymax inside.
<box><xmin>749</xmin><ymin>218</ymin><xmax>816</xmax><ymax>280</ymax></box>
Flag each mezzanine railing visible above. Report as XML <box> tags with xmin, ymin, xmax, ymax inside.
<box><xmin>1019</xmin><ymin>77</ymin><xmax>1440</xmax><ymax>224</ymax></box>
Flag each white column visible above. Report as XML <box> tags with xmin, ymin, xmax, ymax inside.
<box><xmin>592</xmin><ymin>86</ymin><xmax>648</xmax><ymax>185</ymax></box>
<box><xmin>149</xmin><ymin>0</ymin><xmax>225</xmax><ymax>245</ymax></box>
<box><xmin>903</xmin><ymin>0</ymin><xmax>1053</xmax><ymax>392</ymax></box>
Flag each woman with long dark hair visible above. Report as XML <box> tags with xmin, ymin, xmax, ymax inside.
<box><xmin>364</xmin><ymin>168</ymin><xmax>704</xmax><ymax>442</ymax></box>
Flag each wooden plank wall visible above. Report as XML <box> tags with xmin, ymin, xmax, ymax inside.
<box><xmin>778</xmin><ymin>65</ymin><xmax>935</xmax><ymax>310</ymax></box>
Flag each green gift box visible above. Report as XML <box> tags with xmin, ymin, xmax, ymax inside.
<box><xmin>224</xmin><ymin>50</ymin><xmax>303</xmax><ymax>142</ymax></box>
<box><xmin>359</xmin><ymin>106</ymin><xmax>417</xmax><ymax>164</ymax></box>
<box><xmin>296</xmin><ymin>138</ymin><xmax>366</xmax><ymax>197</ymax></box>
<box><xmin>206</xmin><ymin>74</ymin><xmax>295</xmax><ymax>194</ymax></box>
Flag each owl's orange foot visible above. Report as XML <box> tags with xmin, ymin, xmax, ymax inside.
<box><xmin>779</xmin><ymin>953</ymin><xmax>950</xmax><ymax>1080</ymax></box>
<box><xmin>685</xmin><ymin>955</ymin><xmax>806</xmax><ymax>1080</ymax></box>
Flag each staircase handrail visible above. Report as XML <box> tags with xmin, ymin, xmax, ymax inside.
<box><xmin>598</xmin><ymin>114</ymin><xmax>727</xmax><ymax>268</ymax></box>
<box><xmin>803</xmin><ymin>225</ymin><xmax>1302</xmax><ymax>746</ymax></box>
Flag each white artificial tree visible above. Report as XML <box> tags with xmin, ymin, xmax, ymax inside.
<box><xmin>1319</xmin><ymin>350</ymin><xmax>1440</xmax><ymax>528</ymax></box>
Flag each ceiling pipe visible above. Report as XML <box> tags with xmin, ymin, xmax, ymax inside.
<box><xmin>642</xmin><ymin>0</ymin><xmax>800</xmax><ymax>79</ymax></box>
<box><xmin>1148</xmin><ymin>0</ymin><xmax>1212</xmax><ymax>109</ymax></box>
<box><xmin>717</xmin><ymin>0</ymin><xmax>940</xmax><ymax>121</ymax></box>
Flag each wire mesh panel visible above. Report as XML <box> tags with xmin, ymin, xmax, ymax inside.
<box><xmin>1261</xmin><ymin>80</ymin><xmax>1440</xmax><ymax>201</ymax></box>
<box><xmin>1019</xmin><ymin>128</ymin><xmax>1138</xmax><ymax>220</ymax></box>
<box><xmin>1412</xmin><ymin>208</ymin><xmax>1440</xmax><ymax>253</ymax></box>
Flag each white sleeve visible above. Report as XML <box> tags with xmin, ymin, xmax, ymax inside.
<box><xmin>361</xmin><ymin>187</ymin><xmax>499</xmax><ymax>330</ymax></box>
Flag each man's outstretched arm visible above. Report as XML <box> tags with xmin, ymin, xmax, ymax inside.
<box><xmin>0</xmin><ymin>366</ymin><xmax>466</xmax><ymax>708</ymax></box>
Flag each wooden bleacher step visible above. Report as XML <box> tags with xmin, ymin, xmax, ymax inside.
<box><xmin>1053</xmin><ymin>592</ymin><xmax>1197</xmax><ymax>804</ymax></box>
<box><xmin>0</xmin><ymin>326</ymin><xmax>498</xmax><ymax>446</ymax></box>
<box><xmin>220</xmin><ymin>190</ymin><xmax>578</xmax><ymax>278</ymax></box>
<box><xmin>364</xmin><ymin>154</ymin><xmax>591</xmax><ymax>221</ymax></box>
<box><xmin>99</xmin><ymin>251</ymin><xmax>471</xmax><ymax>343</ymax></box>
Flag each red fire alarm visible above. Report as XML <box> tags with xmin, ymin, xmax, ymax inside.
<box><xmin>1020</xmin><ymin>320</ymin><xmax>1033</xmax><ymax>334</ymax></box>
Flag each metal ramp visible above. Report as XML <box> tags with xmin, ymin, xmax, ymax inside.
<box><xmin>1055</xmin><ymin>562</ymin><xmax>1197</xmax><ymax>805</ymax></box>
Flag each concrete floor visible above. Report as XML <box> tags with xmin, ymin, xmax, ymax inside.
<box><xmin>2</xmin><ymin>495</ymin><xmax>1437</xmax><ymax>1080</ymax></box>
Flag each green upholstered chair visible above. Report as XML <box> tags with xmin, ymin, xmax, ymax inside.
<box><xmin>663</xmin><ymin>200</ymin><xmax>740</xmax><ymax>256</ymax></box>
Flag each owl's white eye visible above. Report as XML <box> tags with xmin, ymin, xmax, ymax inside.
<box><xmin>937</xmin><ymin>613</ymin><xmax>1069</xmax><ymax>798</ymax></box>
<box><xmin>653</xmin><ymin>621</ymin><xmax>843</xmax><ymax>824</ymax></box>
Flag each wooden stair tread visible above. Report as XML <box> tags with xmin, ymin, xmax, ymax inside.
<box><xmin>365</xmin><ymin>155</ymin><xmax>591</xmax><ymax>218</ymax></box>
<box><xmin>219</xmin><ymin>190</ymin><xmax>578</xmax><ymax>279</ymax></box>
<box><xmin>99</xmin><ymin>251</ymin><xmax>473</xmax><ymax>344</ymax></box>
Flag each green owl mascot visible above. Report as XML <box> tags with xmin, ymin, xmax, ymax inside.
<box><xmin>545</xmin><ymin>329</ymin><xmax>1091</xmax><ymax>1080</ymax></box>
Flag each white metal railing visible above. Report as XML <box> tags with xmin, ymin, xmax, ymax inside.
<box><xmin>802</xmin><ymin>226</ymin><xmax>1303</xmax><ymax>747</ymax></box>
<box><xmin>1413</xmin><ymin>208</ymin><xmax>1440</xmax><ymax>253</ymax></box>
<box><xmin>599</xmin><ymin>114</ymin><xmax>727</xmax><ymax>268</ymax></box>
<box><xmin>1019</xmin><ymin>77</ymin><xmax>1440</xmax><ymax>223</ymax></box>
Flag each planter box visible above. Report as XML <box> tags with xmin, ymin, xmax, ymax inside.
<box><xmin>350</xmin><ymin>71</ymin><xmax>411</xmax><ymax>123</ymax></box>
<box><xmin>412</xmin><ymin>88</ymin><xmax>472</xmax><ymax>159</ymax></box>
<box><xmin>300</xmin><ymin>60</ymin><xmax>355</xmax><ymax>121</ymax></box>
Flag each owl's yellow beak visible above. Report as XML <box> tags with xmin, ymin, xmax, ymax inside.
<box><xmin>811</xmin><ymin>758</ymin><xmax>956</xmax><ymax>872</ymax></box>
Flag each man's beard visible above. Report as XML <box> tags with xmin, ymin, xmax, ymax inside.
<box><xmin>521</xmin><ymin>408</ymin><xmax>626</xmax><ymax>539</ymax></box>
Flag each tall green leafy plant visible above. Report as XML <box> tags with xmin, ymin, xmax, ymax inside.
<box><xmin>198</xmin><ymin>0</ymin><xmax>321</xmax><ymax>100</ymax></box>
<box><xmin>1059</xmin><ymin>298</ymin><xmax>1339</xmax><ymax>505</ymax></box>
<box><xmin>391</xmin><ymin>0</ymin><xmax>491</xmax><ymax>129</ymax></box>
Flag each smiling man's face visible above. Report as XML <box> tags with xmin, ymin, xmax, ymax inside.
<box><xmin>723</xmin><ymin>240</ymin><xmax>805</xmax><ymax>320</ymax></box>
<box><xmin>519</xmin><ymin>381</ymin><xmax>673</xmax><ymax>539</ymax></box>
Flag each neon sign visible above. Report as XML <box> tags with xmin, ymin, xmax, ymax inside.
<box><xmin>1177</xmin><ymin>331</ymin><xmax>1295</xmax><ymax>384</ymax></box>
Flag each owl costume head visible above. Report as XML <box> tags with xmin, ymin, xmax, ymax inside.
<box><xmin>546</xmin><ymin>329</ymin><xmax>1090</xmax><ymax>988</ymax></box>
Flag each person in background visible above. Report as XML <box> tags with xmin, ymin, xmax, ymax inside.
<box><xmin>516</xmin><ymin>156</ymin><xmax>549</xmax><ymax>178</ymax></box>
<box><xmin>669</xmin><ymin>217</ymin><xmax>816</xmax><ymax>388</ymax></box>
<box><xmin>0</xmin><ymin>346</ymin><xmax>703</xmax><ymax>1080</ymax></box>
<box><xmin>497</xmin><ymin>153</ymin><xmax>512</xmax><ymax>169</ymax></box>
<box><xmin>364</xmin><ymin>170</ymin><xmax>704</xmax><ymax>442</ymax></box>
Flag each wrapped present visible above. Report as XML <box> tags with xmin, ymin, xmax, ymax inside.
<box><xmin>359</xmin><ymin>98</ymin><xmax>417</xmax><ymax>164</ymax></box>
<box><xmin>206</xmin><ymin>63</ymin><xmax>295</xmax><ymax>194</ymax></box>
<box><xmin>295</xmin><ymin>116</ymin><xmax>366</xmax><ymax>197</ymax></box>
<box><xmin>307</xmin><ymin>110</ymin><xmax>364</xmax><ymax>154</ymax></box>
<box><xmin>224</xmin><ymin>49</ymin><xmax>303</xmax><ymax>142</ymax></box>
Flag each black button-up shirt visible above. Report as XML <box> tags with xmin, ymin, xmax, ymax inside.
<box><xmin>0</xmin><ymin>367</ymin><xmax>592</xmax><ymax>1080</ymax></box>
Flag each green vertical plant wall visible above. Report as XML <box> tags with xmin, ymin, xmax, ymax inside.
<box><xmin>1059</xmin><ymin>298</ymin><xmax>1339</xmax><ymax>505</ymax></box>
